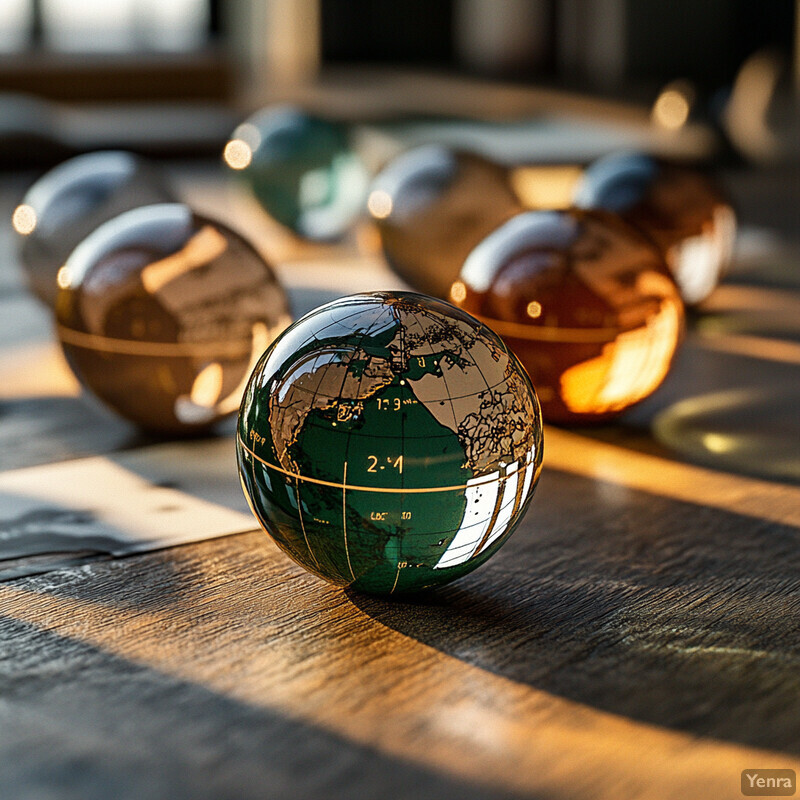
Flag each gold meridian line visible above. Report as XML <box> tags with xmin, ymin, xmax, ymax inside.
<box><xmin>390</xmin><ymin>562</ymin><xmax>401</xmax><ymax>594</ymax></box>
<box><xmin>57</xmin><ymin>324</ymin><xmax>256</xmax><ymax>357</ymax></box>
<box><xmin>295</xmin><ymin>482</ymin><xmax>320</xmax><ymax>570</ymax></box>
<box><xmin>238</xmin><ymin>434</ymin><xmax>528</xmax><ymax>494</ymax></box>
<box><xmin>471</xmin><ymin>314</ymin><xmax>623</xmax><ymax>343</ymax></box>
<box><xmin>342</xmin><ymin>461</ymin><xmax>356</xmax><ymax>581</ymax></box>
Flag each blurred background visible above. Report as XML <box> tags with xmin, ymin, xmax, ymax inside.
<box><xmin>0</xmin><ymin>0</ymin><xmax>797</xmax><ymax>234</ymax></box>
<box><xmin>0</xmin><ymin>3</ymin><xmax>795</xmax><ymax>147</ymax></box>
<box><xmin>0</xmin><ymin>0</ymin><xmax>796</xmax><ymax>100</ymax></box>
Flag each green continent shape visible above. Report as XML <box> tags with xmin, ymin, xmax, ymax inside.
<box><xmin>290</xmin><ymin>377</ymin><xmax>473</xmax><ymax>593</ymax></box>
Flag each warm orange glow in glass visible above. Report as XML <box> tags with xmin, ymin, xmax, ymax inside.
<box><xmin>559</xmin><ymin>285</ymin><xmax>682</xmax><ymax>415</ymax></box>
<box><xmin>12</xmin><ymin>204</ymin><xmax>37</xmax><ymax>235</ymax></box>
<box><xmin>450</xmin><ymin>281</ymin><xmax>467</xmax><ymax>303</ymax></box>
<box><xmin>509</xmin><ymin>166</ymin><xmax>583</xmax><ymax>210</ymax></box>
<box><xmin>223</xmin><ymin>139</ymin><xmax>253</xmax><ymax>170</ymax></box>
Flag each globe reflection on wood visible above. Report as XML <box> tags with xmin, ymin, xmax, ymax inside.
<box><xmin>369</xmin><ymin>145</ymin><xmax>523</xmax><ymax>298</ymax></box>
<box><xmin>237</xmin><ymin>291</ymin><xmax>543</xmax><ymax>595</ymax></box>
<box><xmin>12</xmin><ymin>151</ymin><xmax>175</xmax><ymax>308</ymax></box>
<box><xmin>56</xmin><ymin>203</ymin><xmax>291</xmax><ymax>434</ymax></box>
<box><xmin>224</xmin><ymin>105</ymin><xmax>370</xmax><ymax>241</ymax></box>
<box><xmin>573</xmin><ymin>152</ymin><xmax>736</xmax><ymax>305</ymax></box>
<box><xmin>451</xmin><ymin>209</ymin><xmax>684</xmax><ymax>424</ymax></box>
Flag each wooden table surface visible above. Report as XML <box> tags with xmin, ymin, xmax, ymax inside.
<box><xmin>0</xmin><ymin>164</ymin><xmax>799</xmax><ymax>800</ymax></box>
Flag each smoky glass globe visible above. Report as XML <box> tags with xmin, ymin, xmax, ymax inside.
<box><xmin>13</xmin><ymin>150</ymin><xmax>175</xmax><ymax>308</ymax></box>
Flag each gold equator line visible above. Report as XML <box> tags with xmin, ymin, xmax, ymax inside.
<box><xmin>57</xmin><ymin>324</ymin><xmax>255</xmax><ymax>357</ymax></box>
<box><xmin>238</xmin><ymin>434</ymin><xmax>530</xmax><ymax>494</ymax></box>
<box><xmin>473</xmin><ymin>314</ymin><xmax>623</xmax><ymax>343</ymax></box>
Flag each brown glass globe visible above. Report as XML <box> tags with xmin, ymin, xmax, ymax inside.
<box><xmin>573</xmin><ymin>152</ymin><xmax>736</xmax><ymax>305</ymax></box>
<box><xmin>369</xmin><ymin>146</ymin><xmax>523</xmax><ymax>298</ymax></box>
<box><xmin>451</xmin><ymin>209</ymin><xmax>685</xmax><ymax>424</ymax></box>
<box><xmin>55</xmin><ymin>203</ymin><xmax>291</xmax><ymax>434</ymax></box>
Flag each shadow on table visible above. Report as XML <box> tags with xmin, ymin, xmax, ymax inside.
<box><xmin>0</xmin><ymin>616</ymin><xmax>525</xmax><ymax>800</ymax></box>
<box><xmin>0</xmin><ymin>395</ymin><xmax>150</xmax><ymax>472</ymax></box>
<box><xmin>348</xmin><ymin>466</ymin><xmax>800</xmax><ymax>756</ymax></box>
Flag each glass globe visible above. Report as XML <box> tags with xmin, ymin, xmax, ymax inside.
<box><xmin>451</xmin><ymin>209</ymin><xmax>685</xmax><ymax>424</ymax></box>
<box><xmin>225</xmin><ymin>105</ymin><xmax>370</xmax><ymax>241</ymax></box>
<box><xmin>13</xmin><ymin>150</ymin><xmax>174</xmax><ymax>308</ymax></box>
<box><xmin>369</xmin><ymin>145</ymin><xmax>523</xmax><ymax>298</ymax></box>
<box><xmin>56</xmin><ymin>203</ymin><xmax>291</xmax><ymax>434</ymax></box>
<box><xmin>237</xmin><ymin>291</ymin><xmax>543</xmax><ymax>595</ymax></box>
<box><xmin>573</xmin><ymin>152</ymin><xmax>736</xmax><ymax>305</ymax></box>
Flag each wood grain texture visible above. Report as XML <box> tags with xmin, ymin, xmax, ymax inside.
<box><xmin>1</xmin><ymin>167</ymin><xmax>799</xmax><ymax>799</ymax></box>
<box><xmin>1</xmin><ymin>468</ymin><xmax>799</xmax><ymax>800</ymax></box>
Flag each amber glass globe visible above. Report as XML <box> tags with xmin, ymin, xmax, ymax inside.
<box><xmin>451</xmin><ymin>209</ymin><xmax>685</xmax><ymax>424</ymax></box>
<box><xmin>56</xmin><ymin>203</ymin><xmax>291</xmax><ymax>434</ymax></box>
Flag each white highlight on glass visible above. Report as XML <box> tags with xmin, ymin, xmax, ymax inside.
<box><xmin>0</xmin><ymin>0</ymin><xmax>32</xmax><ymax>52</ymax></box>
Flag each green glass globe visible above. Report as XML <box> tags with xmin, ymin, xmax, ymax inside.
<box><xmin>227</xmin><ymin>105</ymin><xmax>369</xmax><ymax>241</ymax></box>
<box><xmin>237</xmin><ymin>291</ymin><xmax>543</xmax><ymax>595</ymax></box>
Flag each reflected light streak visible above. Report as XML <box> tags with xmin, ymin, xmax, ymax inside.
<box><xmin>141</xmin><ymin>225</ymin><xmax>229</xmax><ymax>294</ymax></box>
<box><xmin>652</xmin><ymin>89</ymin><xmax>691</xmax><ymax>130</ymax></box>
<box><xmin>702</xmin><ymin>433</ymin><xmax>738</xmax><ymax>454</ymax></box>
<box><xmin>668</xmin><ymin>205</ymin><xmax>736</xmax><ymax>306</ymax></box>
<box><xmin>189</xmin><ymin>362</ymin><xmax>224</xmax><ymax>408</ymax></box>
<box><xmin>214</xmin><ymin>320</ymin><xmax>288</xmax><ymax>416</ymax></box>
<box><xmin>698</xmin><ymin>333</ymin><xmax>800</xmax><ymax>365</ymax></box>
<box><xmin>724</xmin><ymin>50</ymin><xmax>782</xmax><ymax>162</ymax></box>
<box><xmin>545</xmin><ymin>425</ymin><xmax>800</xmax><ymax>529</ymax></box>
<box><xmin>450</xmin><ymin>280</ymin><xmax>467</xmax><ymax>304</ymax></box>
<box><xmin>56</xmin><ymin>266</ymin><xmax>72</xmax><ymax>290</ymax></box>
